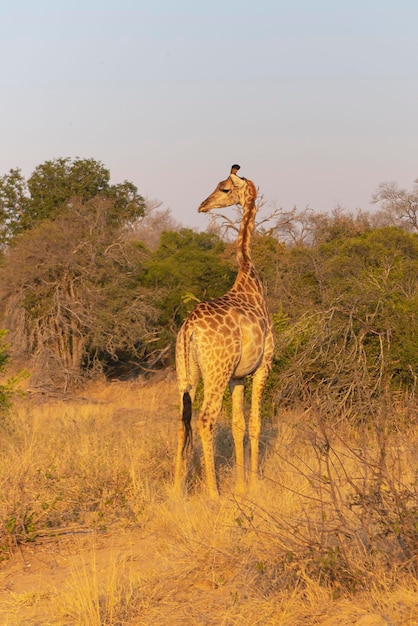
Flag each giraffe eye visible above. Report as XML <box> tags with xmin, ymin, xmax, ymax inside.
<box><xmin>220</xmin><ymin>188</ymin><xmax>230</xmax><ymax>193</ymax></box>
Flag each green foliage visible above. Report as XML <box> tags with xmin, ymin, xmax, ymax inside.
<box><xmin>0</xmin><ymin>168</ymin><xmax>29</xmax><ymax>245</ymax></box>
<box><xmin>26</xmin><ymin>157</ymin><xmax>110</xmax><ymax>223</ymax></box>
<box><xmin>273</xmin><ymin>226</ymin><xmax>418</xmax><ymax>410</ymax></box>
<box><xmin>250</xmin><ymin>233</ymin><xmax>284</xmax><ymax>312</ymax></box>
<box><xmin>320</xmin><ymin>227</ymin><xmax>418</xmax><ymax>385</ymax></box>
<box><xmin>143</xmin><ymin>228</ymin><xmax>236</xmax><ymax>332</ymax></box>
<box><xmin>0</xmin><ymin>157</ymin><xmax>146</xmax><ymax>241</ymax></box>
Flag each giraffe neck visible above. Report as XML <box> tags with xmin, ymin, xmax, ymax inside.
<box><xmin>232</xmin><ymin>181</ymin><xmax>263</xmax><ymax>295</ymax></box>
<box><xmin>236</xmin><ymin>181</ymin><xmax>256</xmax><ymax>269</ymax></box>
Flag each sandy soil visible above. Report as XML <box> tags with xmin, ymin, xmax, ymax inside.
<box><xmin>0</xmin><ymin>528</ymin><xmax>150</xmax><ymax>625</ymax></box>
<box><xmin>1</xmin><ymin>526</ymin><xmax>396</xmax><ymax>626</ymax></box>
<box><xmin>0</xmin><ymin>523</ymin><xmax>249</xmax><ymax>626</ymax></box>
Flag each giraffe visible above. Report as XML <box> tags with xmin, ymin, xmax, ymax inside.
<box><xmin>174</xmin><ymin>165</ymin><xmax>275</xmax><ymax>498</ymax></box>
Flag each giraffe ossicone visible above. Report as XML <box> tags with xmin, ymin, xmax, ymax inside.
<box><xmin>174</xmin><ymin>165</ymin><xmax>274</xmax><ymax>497</ymax></box>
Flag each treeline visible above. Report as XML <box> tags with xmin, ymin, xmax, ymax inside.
<box><xmin>0</xmin><ymin>158</ymin><xmax>417</xmax><ymax>416</ymax></box>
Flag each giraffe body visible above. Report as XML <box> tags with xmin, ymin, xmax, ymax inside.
<box><xmin>174</xmin><ymin>166</ymin><xmax>274</xmax><ymax>497</ymax></box>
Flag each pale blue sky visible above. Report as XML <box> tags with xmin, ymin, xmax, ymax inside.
<box><xmin>2</xmin><ymin>0</ymin><xmax>418</xmax><ymax>228</ymax></box>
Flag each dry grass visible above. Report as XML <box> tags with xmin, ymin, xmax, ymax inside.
<box><xmin>0</xmin><ymin>375</ymin><xmax>417</xmax><ymax>625</ymax></box>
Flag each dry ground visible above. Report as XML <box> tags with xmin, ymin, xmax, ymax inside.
<box><xmin>0</xmin><ymin>373</ymin><xmax>417</xmax><ymax>625</ymax></box>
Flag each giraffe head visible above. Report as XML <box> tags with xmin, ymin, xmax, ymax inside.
<box><xmin>198</xmin><ymin>165</ymin><xmax>253</xmax><ymax>213</ymax></box>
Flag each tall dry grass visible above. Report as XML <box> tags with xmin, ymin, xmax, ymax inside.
<box><xmin>0</xmin><ymin>377</ymin><xmax>177</xmax><ymax>555</ymax></box>
<box><xmin>1</xmin><ymin>376</ymin><xmax>418</xmax><ymax>625</ymax></box>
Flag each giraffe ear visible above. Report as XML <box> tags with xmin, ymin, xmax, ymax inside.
<box><xmin>230</xmin><ymin>173</ymin><xmax>246</xmax><ymax>188</ymax></box>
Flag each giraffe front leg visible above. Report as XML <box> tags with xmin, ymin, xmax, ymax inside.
<box><xmin>230</xmin><ymin>379</ymin><xmax>246</xmax><ymax>494</ymax></box>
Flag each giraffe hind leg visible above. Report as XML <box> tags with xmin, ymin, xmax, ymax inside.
<box><xmin>181</xmin><ymin>391</ymin><xmax>193</xmax><ymax>454</ymax></box>
<box><xmin>174</xmin><ymin>327</ymin><xmax>199</xmax><ymax>495</ymax></box>
<box><xmin>197</xmin><ymin>388</ymin><xmax>226</xmax><ymax>498</ymax></box>
<box><xmin>174</xmin><ymin>389</ymin><xmax>196</xmax><ymax>495</ymax></box>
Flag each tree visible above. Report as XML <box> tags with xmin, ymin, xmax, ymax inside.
<box><xmin>0</xmin><ymin>157</ymin><xmax>146</xmax><ymax>241</ymax></box>
<box><xmin>272</xmin><ymin>206</ymin><xmax>373</xmax><ymax>247</ymax></box>
<box><xmin>0</xmin><ymin>197</ymin><xmax>159</xmax><ymax>390</ymax></box>
<box><xmin>142</xmin><ymin>229</ymin><xmax>236</xmax><ymax>344</ymax></box>
<box><xmin>26</xmin><ymin>157</ymin><xmax>110</xmax><ymax>223</ymax></box>
<box><xmin>373</xmin><ymin>180</ymin><xmax>418</xmax><ymax>232</ymax></box>
<box><xmin>0</xmin><ymin>169</ymin><xmax>29</xmax><ymax>246</ymax></box>
<box><xmin>129</xmin><ymin>199</ymin><xmax>180</xmax><ymax>250</ymax></box>
<box><xmin>0</xmin><ymin>158</ymin><xmax>155</xmax><ymax>390</ymax></box>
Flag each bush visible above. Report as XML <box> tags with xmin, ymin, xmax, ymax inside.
<box><xmin>0</xmin><ymin>330</ymin><xmax>27</xmax><ymax>425</ymax></box>
<box><xmin>273</xmin><ymin>227</ymin><xmax>418</xmax><ymax>414</ymax></box>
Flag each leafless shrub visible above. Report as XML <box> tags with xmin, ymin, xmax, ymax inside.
<box><xmin>372</xmin><ymin>181</ymin><xmax>418</xmax><ymax>232</ymax></box>
<box><xmin>129</xmin><ymin>198</ymin><xmax>180</xmax><ymax>249</ymax></box>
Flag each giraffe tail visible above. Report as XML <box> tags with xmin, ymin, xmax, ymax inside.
<box><xmin>181</xmin><ymin>390</ymin><xmax>193</xmax><ymax>454</ymax></box>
